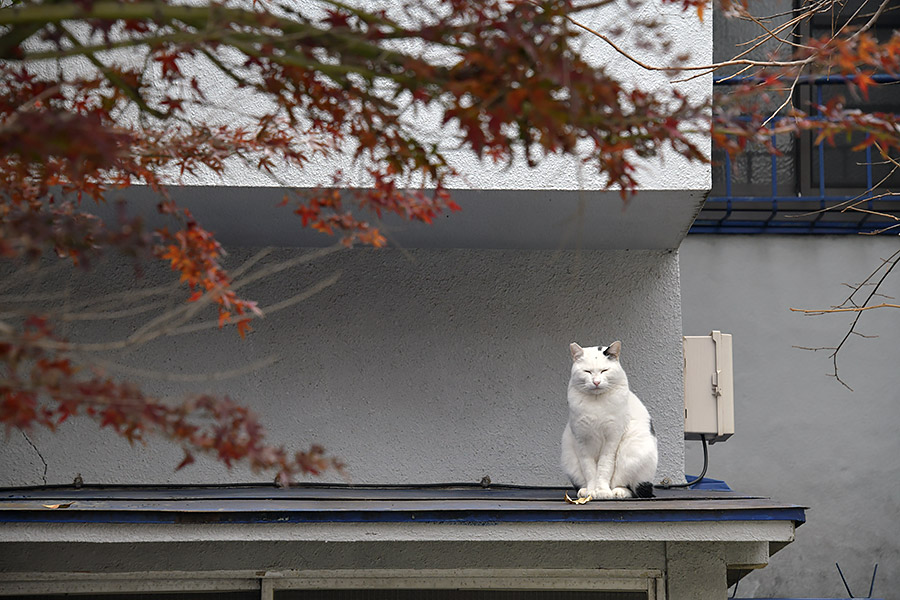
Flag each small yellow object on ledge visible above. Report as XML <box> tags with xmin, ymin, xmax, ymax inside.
<box><xmin>564</xmin><ymin>493</ymin><xmax>592</xmax><ymax>505</ymax></box>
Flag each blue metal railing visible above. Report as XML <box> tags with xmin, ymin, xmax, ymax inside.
<box><xmin>692</xmin><ymin>75</ymin><xmax>900</xmax><ymax>234</ymax></box>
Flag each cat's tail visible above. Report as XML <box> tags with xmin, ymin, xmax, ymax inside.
<box><xmin>630</xmin><ymin>481</ymin><xmax>655</xmax><ymax>498</ymax></box>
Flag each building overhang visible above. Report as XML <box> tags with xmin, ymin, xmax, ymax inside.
<box><xmin>0</xmin><ymin>483</ymin><xmax>804</xmax><ymax>533</ymax></box>
<box><xmin>0</xmin><ymin>483</ymin><xmax>804</xmax><ymax>595</ymax></box>
<box><xmin>111</xmin><ymin>187</ymin><xmax>709</xmax><ymax>250</ymax></box>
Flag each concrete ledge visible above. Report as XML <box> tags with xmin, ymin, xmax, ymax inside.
<box><xmin>103</xmin><ymin>187</ymin><xmax>708</xmax><ymax>250</ymax></box>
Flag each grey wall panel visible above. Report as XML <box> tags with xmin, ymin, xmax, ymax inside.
<box><xmin>680</xmin><ymin>235</ymin><xmax>900</xmax><ymax>599</ymax></box>
<box><xmin>1</xmin><ymin>247</ymin><xmax>685</xmax><ymax>488</ymax></box>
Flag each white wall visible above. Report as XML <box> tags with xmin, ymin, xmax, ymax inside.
<box><xmin>1</xmin><ymin>246</ymin><xmax>686</xmax><ymax>487</ymax></box>
<box><xmin>174</xmin><ymin>0</ymin><xmax>712</xmax><ymax>193</ymax></box>
<box><xmin>680</xmin><ymin>235</ymin><xmax>900</xmax><ymax>599</ymax></box>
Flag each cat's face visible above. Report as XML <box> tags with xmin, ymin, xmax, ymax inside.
<box><xmin>569</xmin><ymin>341</ymin><xmax>625</xmax><ymax>394</ymax></box>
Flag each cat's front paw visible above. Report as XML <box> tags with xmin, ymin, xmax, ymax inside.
<box><xmin>588</xmin><ymin>486</ymin><xmax>614</xmax><ymax>499</ymax></box>
<box><xmin>611</xmin><ymin>487</ymin><xmax>633</xmax><ymax>499</ymax></box>
<box><xmin>577</xmin><ymin>487</ymin><xmax>592</xmax><ymax>499</ymax></box>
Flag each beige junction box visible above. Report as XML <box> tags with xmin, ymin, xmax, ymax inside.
<box><xmin>683</xmin><ymin>330</ymin><xmax>734</xmax><ymax>443</ymax></box>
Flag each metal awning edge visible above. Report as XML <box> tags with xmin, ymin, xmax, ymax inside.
<box><xmin>0</xmin><ymin>506</ymin><xmax>807</xmax><ymax>525</ymax></box>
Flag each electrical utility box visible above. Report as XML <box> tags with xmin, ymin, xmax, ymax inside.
<box><xmin>683</xmin><ymin>331</ymin><xmax>734</xmax><ymax>443</ymax></box>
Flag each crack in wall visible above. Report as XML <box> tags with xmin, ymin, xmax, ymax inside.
<box><xmin>20</xmin><ymin>429</ymin><xmax>48</xmax><ymax>485</ymax></box>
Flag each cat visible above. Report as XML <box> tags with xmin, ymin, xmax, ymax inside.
<box><xmin>560</xmin><ymin>341</ymin><xmax>658</xmax><ymax>499</ymax></box>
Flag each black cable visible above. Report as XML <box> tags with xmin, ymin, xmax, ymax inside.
<box><xmin>0</xmin><ymin>480</ymin><xmax>567</xmax><ymax>493</ymax></box>
<box><xmin>657</xmin><ymin>434</ymin><xmax>708</xmax><ymax>489</ymax></box>
<box><xmin>836</xmin><ymin>562</ymin><xmax>854</xmax><ymax>598</ymax></box>
<box><xmin>869</xmin><ymin>563</ymin><xmax>879</xmax><ymax>598</ymax></box>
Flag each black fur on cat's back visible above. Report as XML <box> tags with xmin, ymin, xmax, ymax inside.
<box><xmin>631</xmin><ymin>481</ymin><xmax>655</xmax><ymax>498</ymax></box>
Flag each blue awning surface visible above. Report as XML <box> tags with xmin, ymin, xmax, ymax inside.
<box><xmin>0</xmin><ymin>483</ymin><xmax>807</xmax><ymax>526</ymax></box>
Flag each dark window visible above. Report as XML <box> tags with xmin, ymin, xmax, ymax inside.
<box><xmin>275</xmin><ymin>592</ymin><xmax>646</xmax><ymax>600</ymax></box>
<box><xmin>802</xmin><ymin>0</ymin><xmax>900</xmax><ymax>193</ymax></box>
<box><xmin>3</xmin><ymin>594</ymin><xmax>256</xmax><ymax>600</ymax></box>
<box><xmin>711</xmin><ymin>0</ymin><xmax>900</xmax><ymax>199</ymax></box>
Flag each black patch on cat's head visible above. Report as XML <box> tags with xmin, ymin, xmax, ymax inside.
<box><xmin>602</xmin><ymin>340</ymin><xmax>622</xmax><ymax>360</ymax></box>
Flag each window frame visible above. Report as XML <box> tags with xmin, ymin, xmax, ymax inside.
<box><xmin>796</xmin><ymin>0</ymin><xmax>900</xmax><ymax>197</ymax></box>
<box><xmin>1</xmin><ymin>569</ymin><xmax>666</xmax><ymax>600</ymax></box>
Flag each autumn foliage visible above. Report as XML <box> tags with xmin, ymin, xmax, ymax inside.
<box><xmin>1</xmin><ymin>0</ymin><xmax>899</xmax><ymax>483</ymax></box>
<box><xmin>710</xmin><ymin>2</ymin><xmax>900</xmax><ymax>163</ymax></box>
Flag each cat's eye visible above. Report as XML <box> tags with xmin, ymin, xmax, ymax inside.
<box><xmin>600</xmin><ymin>369</ymin><xmax>609</xmax><ymax>374</ymax></box>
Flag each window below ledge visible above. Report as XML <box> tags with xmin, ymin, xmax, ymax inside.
<box><xmin>1</xmin><ymin>569</ymin><xmax>665</xmax><ymax>600</ymax></box>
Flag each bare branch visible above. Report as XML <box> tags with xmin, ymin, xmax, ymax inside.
<box><xmin>790</xmin><ymin>302</ymin><xmax>900</xmax><ymax>314</ymax></box>
<box><xmin>795</xmin><ymin>248</ymin><xmax>900</xmax><ymax>388</ymax></box>
<box><xmin>162</xmin><ymin>271</ymin><xmax>342</xmax><ymax>338</ymax></box>
<box><xmin>91</xmin><ymin>354</ymin><xmax>280</xmax><ymax>383</ymax></box>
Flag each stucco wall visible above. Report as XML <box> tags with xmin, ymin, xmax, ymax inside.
<box><xmin>1</xmin><ymin>246</ymin><xmax>686</xmax><ymax>487</ymax></box>
<box><xmin>680</xmin><ymin>235</ymin><xmax>900</xmax><ymax>599</ymax></box>
<box><xmin>1</xmin><ymin>0</ymin><xmax>713</xmax><ymax>490</ymax></box>
<box><xmin>171</xmin><ymin>1</ymin><xmax>712</xmax><ymax>193</ymax></box>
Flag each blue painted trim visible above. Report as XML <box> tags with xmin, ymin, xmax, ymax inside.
<box><xmin>684</xmin><ymin>476</ymin><xmax>732</xmax><ymax>491</ymax></box>
<box><xmin>715</xmin><ymin>73</ymin><xmax>900</xmax><ymax>86</ymax></box>
<box><xmin>691</xmin><ymin>195</ymin><xmax>898</xmax><ymax>234</ymax></box>
<box><xmin>0</xmin><ymin>507</ymin><xmax>807</xmax><ymax>526</ymax></box>
<box><xmin>690</xmin><ymin>221</ymin><xmax>896</xmax><ymax>235</ymax></box>
<box><xmin>707</xmin><ymin>75</ymin><xmax>900</xmax><ymax>234</ymax></box>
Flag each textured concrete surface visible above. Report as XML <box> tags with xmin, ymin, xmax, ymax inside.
<box><xmin>680</xmin><ymin>235</ymin><xmax>900</xmax><ymax>599</ymax></box>
<box><xmin>0</xmin><ymin>520</ymin><xmax>795</xmax><ymax>545</ymax></box>
<box><xmin>171</xmin><ymin>1</ymin><xmax>711</xmax><ymax>194</ymax></box>
<box><xmin>101</xmin><ymin>186</ymin><xmax>708</xmax><ymax>251</ymax></box>
<box><xmin>666</xmin><ymin>542</ymin><xmax>727</xmax><ymax>600</ymax></box>
<box><xmin>1</xmin><ymin>247</ymin><xmax>686</xmax><ymax>488</ymax></box>
<box><xmin>0</xmin><ymin>540</ymin><xmax>669</xmax><ymax>573</ymax></box>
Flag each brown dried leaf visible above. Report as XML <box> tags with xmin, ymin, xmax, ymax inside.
<box><xmin>564</xmin><ymin>493</ymin><xmax>592</xmax><ymax>505</ymax></box>
<box><xmin>42</xmin><ymin>502</ymin><xmax>74</xmax><ymax>509</ymax></box>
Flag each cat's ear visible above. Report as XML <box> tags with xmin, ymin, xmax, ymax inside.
<box><xmin>603</xmin><ymin>341</ymin><xmax>622</xmax><ymax>360</ymax></box>
<box><xmin>569</xmin><ymin>343</ymin><xmax>584</xmax><ymax>361</ymax></box>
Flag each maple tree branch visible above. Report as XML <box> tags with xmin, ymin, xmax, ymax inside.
<box><xmin>762</xmin><ymin>68</ymin><xmax>805</xmax><ymax>128</ymax></box>
<box><xmin>862</xmin><ymin>222</ymin><xmax>900</xmax><ymax>235</ymax></box>
<box><xmin>0</xmin><ymin>245</ymin><xmax>345</xmax><ymax>354</ymax></box>
<box><xmin>738</xmin><ymin>8</ymin><xmax>805</xmax><ymax>51</ymax></box>
<box><xmin>229</xmin><ymin>244</ymin><xmax>344</xmax><ymax>292</ymax></box>
<box><xmin>793</xmin><ymin>248</ymin><xmax>900</xmax><ymax>390</ymax></box>
<box><xmin>125</xmin><ymin>285</ymin><xmax>223</xmax><ymax>347</ymax></box>
<box><xmin>58</xmin><ymin>24</ymin><xmax>169</xmax><ymax>121</ymax></box>
<box><xmin>790</xmin><ymin>302</ymin><xmax>900</xmax><ymax>315</ymax></box>
<box><xmin>0</xmin><ymin>297</ymin><xmax>173</xmax><ymax>323</ymax></box>
<box><xmin>152</xmin><ymin>271</ymin><xmax>342</xmax><ymax>339</ymax></box>
<box><xmin>0</xmin><ymin>1</ymin><xmax>418</xmax><ymax>66</ymax></box>
<box><xmin>848</xmin><ymin>0</ymin><xmax>892</xmax><ymax>41</ymax></box>
<box><xmin>569</xmin><ymin>0</ymin><xmax>895</xmax><ymax>88</ymax></box>
<box><xmin>850</xmin><ymin>205</ymin><xmax>900</xmax><ymax>222</ymax></box>
<box><xmin>0</xmin><ymin>281</ymin><xmax>181</xmax><ymax>313</ymax></box>
<box><xmin>564</xmin><ymin>14</ymin><xmax>813</xmax><ymax>74</ymax></box>
<box><xmin>0</xmin><ymin>84</ymin><xmax>60</xmax><ymax>133</ymax></box>
<box><xmin>92</xmin><ymin>354</ymin><xmax>280</xmax><ymax>383</ymax></box>
<box><xmin>787</xmin><ymin>157</ymin><xmax>900</xmax><ymax>220</ymax></box>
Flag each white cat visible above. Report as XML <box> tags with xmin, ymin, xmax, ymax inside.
<box><xmin>561</xmin><ymin>341</ymin><xmax>658</xmax><ymax>499</ymax></box>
